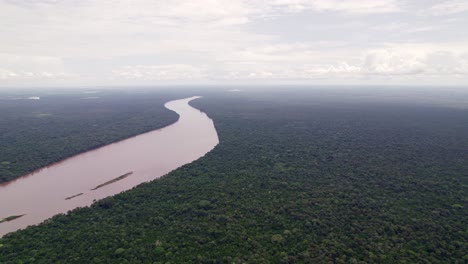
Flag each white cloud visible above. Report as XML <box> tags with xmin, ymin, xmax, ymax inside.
<box><xmin>0</xmin><ymin>0</ymin><xmax>467</xmax><ymax>86</ymax></box>
<box><xmin>271</xmin><ymin>0</ymin><xmax>400</xmax><ymax>14</ymax></box>
<box><xmin>424</xmin><ymin>51</ymin><xmax>468</xmax><ymax>75</ymax></box>
<box><xmin>113</xmin><ymin>64</ymin><xmax>207</xmax><ymax>81</ymax></box>
<box><xmin>213</xmin><ymin>46</ymin><xmax>468</xmax><ymax>81</ymax></box>
<box><xmin>0</xmin><ymin>53</ymin><xmax>70</xmax><ymax>81</ymax></box>
<box><xmin>0</xmin><ymin>69</ymin><xmax>18</xmax><ymax>80</ymax></box>
<box><xmin>0</xmin><ymin>69</ymin><xmax>70</xmax><ymax>81</ymax></box>
<box><xmin>362</xmin><ymin>49</ymin><xmax>426</xmax><ymax>75</ymax></box>
<box><xmin>0</xmin><ymin>54</ymin><xmax>64</xmax><ymax>71</ymax></box>
<box><xmin>305</xmin><ymin>62</ymin><xmax>361</xmax><ymax>75</ymax></box>
<box><xmin>428</xmin><ymin>0</ymin><xmax>468</xmax><ymax>16</ymax></box>
<box><xmin>303</xmin><ymin>47</ymin><xmax>468</xmax><ymax>78</ymax></box>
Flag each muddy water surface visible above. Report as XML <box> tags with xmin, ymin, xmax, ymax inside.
<box><xmin>0</xmin><ymin>96</ymin><xmax>218</xmax><ymax>236</ymax></box>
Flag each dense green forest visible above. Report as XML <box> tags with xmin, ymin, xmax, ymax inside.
<box><xmin>0</xmin><ymin>90</ymin><xmax>183</xmax><ymax>183</ymax></box>
<box><xmin>0</xmin><ymin>89</ymin><xmax>467</xmax><ymax>263</ymax></box>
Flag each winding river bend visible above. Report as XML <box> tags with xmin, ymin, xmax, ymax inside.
<box><xmin>0</xmin><ymin>96</ymin><xmax>219</xmax><ymax>236</ymax></box>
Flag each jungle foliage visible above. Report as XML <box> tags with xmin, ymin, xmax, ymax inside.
<box><xmin>0</xmin><ymin>89</ymin><xmax>467</xmax><ymax>263</ymax></box>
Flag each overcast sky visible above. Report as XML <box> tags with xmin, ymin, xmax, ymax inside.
<box><xmin>1</xmin><ymin>0</ymin><xmax>468</xmax><ymax>87</ymax></box>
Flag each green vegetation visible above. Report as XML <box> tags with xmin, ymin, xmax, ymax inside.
<box><xmin>0</xmin><ymin>89</ymin><xmax>467</xmax><ymax>263</ymax></box>
<box><xmin>0</xmin><ymin>90</ymin><xmax>181</xmax><ymax>183</ymax></box>
<box><xmin>91</xmin><ymin>172</ymin><xmax>133</xmax><ymax>191</ymax></box>
<box><xmin>0</xmin><ymin>215</ymin><xmax>25</xmax><ymax>224</ymax></box>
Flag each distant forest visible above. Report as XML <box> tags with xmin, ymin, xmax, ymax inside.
<box><xmin>1</xmin><ymin>89</ymin><xmax>467</xmax><ymax>263</ymax></box>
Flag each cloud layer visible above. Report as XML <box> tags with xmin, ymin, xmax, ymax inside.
<box><xmin>0</xmin><ymin>0</ymin><xmax>467</xmax><ymax>86</ymax></box>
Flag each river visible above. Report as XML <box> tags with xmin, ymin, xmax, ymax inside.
<box><xmin>0</xmin><ymin>96</ymin><xmax>219</xmax><ymax>237</ymax></box>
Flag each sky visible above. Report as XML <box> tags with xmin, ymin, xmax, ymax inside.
<box><xmin>1</xmin><ymin>0</ymin><xmax>468</xmax><ymax>87</ymax></box>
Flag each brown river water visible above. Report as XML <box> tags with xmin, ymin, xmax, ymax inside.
<box><xmin>0</xmin><ymin>96</ymin><xmax>219</xmax><ymax>237</ymax></box>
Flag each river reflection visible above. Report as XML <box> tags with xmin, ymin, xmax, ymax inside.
<box><xmin>0</xmin><ymin>96</ymin><xmax>219</xmax><ymax>236</ymax></box>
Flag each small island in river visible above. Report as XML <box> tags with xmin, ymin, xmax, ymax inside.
<box><xmin>0</xmin><ymin>215</ymin><xmax>25</xmax><ymax>224</ymax></box>
<box><xmin>65</xmin><ymin>193</ymin><xmax>84</xmax><ymax>200</ymax></box>
<box><xmin>91</xmin><ymin>172</ymin><xmax>133</xmax><ymax>191</ymax></box>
